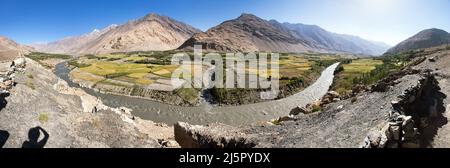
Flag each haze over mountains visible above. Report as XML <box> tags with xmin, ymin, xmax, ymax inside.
<box><xmin>32</xmin><ymin>14</ymin><xmax>201</xmax><ymax>55</ymax></box>
<box><xmin>31</xmin><ymin>24</ymin><xmax>118</xmax><ymax>54</ymax></box>
<box><xmin>272</xmin><ymin>21</ymin><xmax>391</xmax><ymax>55</ymax></box>
<box><xmin>180</xmin><ymin>14</ymin><xmax>390</xmax><ymax>55</ymax></box>
<box><xmin>385</xmin><ymin>28</ymin><xmax>450</xmax><ymax>55</ymax></box>
<box><xmin>28</xmin><ymin>13</ymin><xmax>391</xmax><ymax>56</ymax></box>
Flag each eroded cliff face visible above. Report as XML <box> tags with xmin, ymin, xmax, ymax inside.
<box><xmin>0</xmin><ymin>58</ymin><xmax>178</xmax><ymax>148</ymax></box>
<box><xmin>173</xmin><ymin>48</ymin><xmax>450</xmax><ymax>148</ymax></box>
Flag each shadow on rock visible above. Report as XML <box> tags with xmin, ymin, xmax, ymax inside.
<box><xmin>0</xmin><ymin>130</ymin><xmax>9</xmax><ymax>148</ymax></box>
<box><xmin>406</xmin><ymin>77</ymin><xmax>448</xmax><ymax>148</ymax></box>
<box><xmin>22</xmin><ymin>126</ymin><xmax>49</xmax><ymax>148</ymax></box>
<box><xmin>0</xmin><ymin>93</ymin><xmax>9</xmax><ymax>111</ymax></box>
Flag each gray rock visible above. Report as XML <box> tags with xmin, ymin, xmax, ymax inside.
<box><xmin>428</xmin><ymin>57</ymin><xmax>436</xmax><ymax>62</ymax></box>
<box><xmin>336</xmin><ymin>105</ymin><xmax>344</xmax><ymax>111</ymax></box>
<box><xmin>389</xmin><ymin>125</ymin><xmax>401</xmax><ymax>141</ymax></box>
<box><xmin>391</xmin><ymin>100</ymin><xmax>401</xmax><ymax>110</ymax></box>
<box><xmin>386</xmin><ymin>141</ymin><xmax>399</xmax><ymax>148</ymax></box>
<box><xmin>402</xmin><ymin>142</ymin><xmax>420</xmax><ymax>148</ymax></box>
<box><xmin>13</xmin><ymin>58</ymin><xmax>26</xmax><ymax>67</ymax></box>
<box><xmin>327</xmin><ymin>91</ymin><xmax>340</xmax><ymax>98</ymax></box>
<box><xmin>174</xmin><ymin>122</ymin><xmax>256</xmax><ymax>148</ymax></box>
<box><xmin>401</xmin><ymin>116</ymin><xmax>413</xmax><ymax>126</ymax></box>
<box><xmin>365</xmin><ymin>131</ymin><xmax>382</xmax><ymax>148</ymax></box>
<box><xmin>278</xmin><ymin>116</ymin><xmax>295</xmax><ymax>122</ymax></box>
<box><xmin>290</xmin><ymin>106</ymin><xmax>311</xmax><ymax>115</ymax></box>
<box><xmin>403</xmin><ymin>128</ymin><xmax>419</xmax><ymax>140</ymax></box>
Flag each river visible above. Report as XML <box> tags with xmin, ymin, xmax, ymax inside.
<box><xmin>55</xmin><ymin>62</ymin><xmax>339</xmax><ymax>126</ymax></box>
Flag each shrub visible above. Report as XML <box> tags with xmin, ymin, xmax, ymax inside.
<box><xmin>271</xmin><ymin>119</ymin><xmax>282</xmax><ymax>125</ymax></box>
<box><xmin>351</xmin><ymin>97</ymin><xmax>357</xmax><ymax>103</ymax></box>
<box><xmin>334</xmin><ymin>65</ymin><xmax>344</xmax><ymax>74</ymax></box>
<box><xmin>85</xmin><ymin>54</ymin><xmax>97</xmax><ymax>59</ymax></box>
<box><xmin>107</xmin><ymin>57</ymin><xmax>121</xmax><ymax>61</ymax></box>
<box><xmin>105</xmin><ymin>72</ymin><xmax>129</xmax><ymax>79</ymax></box>
<box><xmin>25</xmin><ymin>81</ymin><xmax>35</xmax><ymax>90</ymax></box>
<box><xmin>312</xmin><ymin>104</ymin><xmax>322</xmax><ymax>112</ymax></box>
<box><xmin>39</xmin><ymin>113</ymin><xmax>48</xmax><ymax>123</ymax></box>
<box><xmin>68</xmin><ymin>60</ymin><xmax>91</xmax><ymax>68</ymax></box>
<box><xmin>26</xmin><ymin>52</ymin><xmax>72</xmax><ymax>61</ymax></box>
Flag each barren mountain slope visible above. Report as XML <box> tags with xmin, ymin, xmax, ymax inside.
<box><xmin>30</xmin><ymin>25</ymin><xmax>117</xmax><ymax>54</ymax></box>
<box><xmin>179</xmin><ymin>13</ymin><xmax>323</xmax><ymax>53</ymax></box>
<box><xmin>386</xmin><ymin>28</ymin><xmax>450</xmax><ymax>55</ymax></box>
<box><xmin>32</xmin><ymin>13</ymin><xmax>201</xmax><ymax>55</ymax></box>
<box><xmin>271</xmin><ymin>21</ymin><xmax>390</xmax><ymax>55</ymax></box>
<box><xmin>0</xmin><ymin>36</ymin><xmax>33</xmax><ymax>61</ymax></box>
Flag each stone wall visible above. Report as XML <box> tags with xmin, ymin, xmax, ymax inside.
<box><xmin>363</xmin><ymin>71</ymin><xmax>437</xmax><ymax>148</ymax></box>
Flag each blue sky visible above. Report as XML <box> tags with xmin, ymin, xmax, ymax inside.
<box><xmin>1</xmin><ymin>0</ymin><xmax>449</xmax><ymax>45</ymax></box>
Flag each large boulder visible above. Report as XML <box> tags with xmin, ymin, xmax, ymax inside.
<box><xmin>290</xmin><ymin>106</ymin><xmax>311</xmax><ymax>115</ymax></box>
<box><xmin>12</xmin><ymin>58</ymin><xmax>26</xmax><ymax>68</ymax></box>
<box><xmin>174</xmin><ymin>122</ymin><xmax>256</xmax><ymax>148</ymax></box>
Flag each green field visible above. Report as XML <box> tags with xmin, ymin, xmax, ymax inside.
<box><xmin>331</xmin><ymin>57</ymin><xmax>402</xmax><ymax>94</ymax></box>
<box><xmin>26</xmin><ymin>52</ymin><xmax>72</xmax><ymax>69</ymax></box>
<box><xmin>342</xmin><ymin>59</ymin><xmax>383</xmax><ymax>73</ymax></box>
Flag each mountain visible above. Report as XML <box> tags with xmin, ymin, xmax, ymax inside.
<box><xmin>33</xmin><ymin>13</ymin><xmax>201</xmax><ymax>55</ymax></box>
<box><xmin>0</xmin><ymin>36</ymin><xmax>34</xmax><ymax>61</ymax></box>
<box><xmin>385</xmin><ymin>28</ymin><xmax>450</xmax><ymax>55</ymax></box>
<box><xmin>31</xmin><ymin>24</ymin><xmax>117</xmax><ymax>54</ymax></box>
<box><xmin>271</xmin><ymin>21</ymin><xmax>390</xmax><ymax>55</ymax></box>
<box><xmin>179</xmin><ymin>13</ymin><xmax>390</xmax><ymax>55</ymax></box>
<box><xmin>179</xmin><ymin>13</ymin><xmax>325</xmax><ymax>53</ymax></box>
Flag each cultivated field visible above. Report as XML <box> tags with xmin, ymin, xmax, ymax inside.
<box><xmin>66</xmin><ymin>51</ymin><xmax>349</xmax><ymax>105</ymax></box>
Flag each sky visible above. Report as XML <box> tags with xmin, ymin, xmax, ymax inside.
<box><xmin>0</xmin><ymin>0</ymin><xmax>449</xmax><ymax>45</ymax></box>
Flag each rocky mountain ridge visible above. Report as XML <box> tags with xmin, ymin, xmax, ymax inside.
<box><xmin>32</xmin><ymin>13</ymin><xmax>201</xmax><ymax>55</ymax></box>
<box><xmin>0</xmin><ymin>36</ymin><xmax>34</xmax><ymax>61</ymax></box>
<box><xmin>179</xmin><ymin>13</ymin><xmax>390</xmax><ymax>55</ymax></box>
<box><xmin>386</xmin><ymin>28</ymin><xmax>450</xmax><ymax>55</ymax></box>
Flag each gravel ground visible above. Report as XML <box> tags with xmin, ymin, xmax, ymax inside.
<box><xmin>0</xmin><ymin>59</ymin><xmax>175</xmax><ymax>148</ymax></box>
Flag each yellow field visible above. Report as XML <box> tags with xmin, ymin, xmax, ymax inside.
<box><xmin>71</xmin><ymin>52</ymin><xmax>340</xmax><ymax>90</ymax></box>
<box><xmin>80</xmin><ymin>62</ymin><xmax>152</xmax><ymax>76</ymax></box>
<box><xmin>343</xmin><ymin>59</ymin><xmax>383</xmax><ymax>73</ymax></box>
<box><xmin>71</xmin><ymin>69</ymin><xmax>105</xmax><ymax>83</ymax></box>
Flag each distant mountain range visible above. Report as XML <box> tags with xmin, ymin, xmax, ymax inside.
<box><xmin>385</xmin><ymin>28</ymin><xmax>450</xmax><ymax>55</ymax></box>
<box><xmin>31</xmin><ymin>24</ymin><xmax>118</xmax><ymax>54</ymax></box>
<box><xmin>179</xmin><ymin>14</ymin><xmax>390</xmax><ymax>55</ymax></box>
<box><xmin>32</xmin><ymin>14</ymin><xmax>201</xmax><ymax>55</ymax></box>
<box><xmin>26</xmin><ymin>13</ymin><xmax>392</xmax><ymax>56</ymax></box>
<box><xmin>0</xmin><ymin>36</ymin><xmax>33</xmax><ymax>61</ymax></box>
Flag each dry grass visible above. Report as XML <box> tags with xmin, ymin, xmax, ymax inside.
<box><xmin>39</xmin><ymin>113</ymin><xmax>48</xmax><ymax>123</ymax></box>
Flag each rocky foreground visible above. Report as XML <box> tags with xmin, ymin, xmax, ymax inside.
<box><xmin>174</xmin><ymin>48</ymin><xmax>450</xmax><ymax>148</ymax></box>
<box><xmin>0</xmin><ymin>58</ymin><xmax>178</xmax><ymax>148</ymax></box>
<box><xmin>2</xmin><ymin>48</ymin><xmax>449</xmax><ymax>148</ymax></box>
